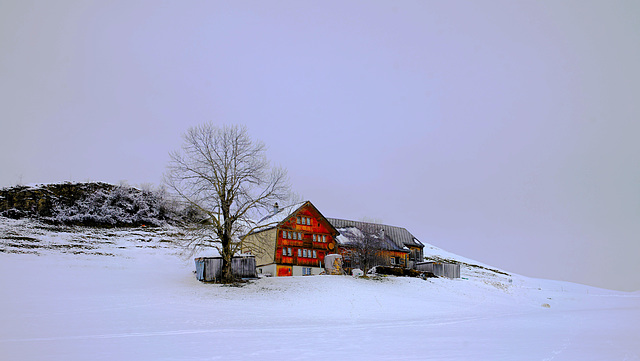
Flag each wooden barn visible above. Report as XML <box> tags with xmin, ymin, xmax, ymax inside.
<box><xmin>328</xmin><ymin>218</ymin><xmax>424</xmax><ymax>273</ymax></box>
<box><xmin>242</xmin><ymin>201</ymin><xmax>340</xmax><ymax>277</ymax></box>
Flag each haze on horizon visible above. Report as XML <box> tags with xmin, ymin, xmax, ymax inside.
<box><xmin>1</xmin><ymin>1</ymin><xmax>639</xmax><ymax>291</ymax></box>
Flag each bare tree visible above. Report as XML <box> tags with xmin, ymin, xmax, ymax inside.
<box><xmin>344</xmin><ymin>220</ymin><xmax>386</xmax><ymax>275</ymax></box>
<box><xmin>165</xmin><ymin>124</ymin><xmax>290</xmax><ymax>283</ymax></box>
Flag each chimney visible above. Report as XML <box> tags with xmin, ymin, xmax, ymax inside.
<box><xmin>273</xmin><ymin>202</ymin><xmax>279</xmax><ymax>215</ymax></box>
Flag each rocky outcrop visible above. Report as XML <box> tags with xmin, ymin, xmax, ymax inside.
<box><xmin>0</xmin><ymin>182</ymin><xmax>116</xmax><ymax>218</ymax></box>
<box><xmin>0</xmin><ymin>182</ymin><xmax>180</xmax><ymax>227</ymax></box>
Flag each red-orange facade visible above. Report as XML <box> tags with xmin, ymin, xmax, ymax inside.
<box><xmin>273</xmin><ymin>203</ymin><xmax>338</xmax><ymax>269</ymax></box>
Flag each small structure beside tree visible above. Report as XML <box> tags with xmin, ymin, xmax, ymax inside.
<box><xmin>195</xmin><ymin>255</ymin><xmax>257</xmax><ymax>282</ymax></box>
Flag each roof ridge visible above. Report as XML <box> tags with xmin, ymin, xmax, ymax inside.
<box><xmin>327</xmin><ymin>217</ymin><xmax>407</xmax><ymax>231</ymax></box>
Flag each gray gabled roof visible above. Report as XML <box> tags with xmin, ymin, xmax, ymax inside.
<box><xmin>335</xmin><ymin>225</ymin><xmax>408</xmax><ymax>252</ymax></box>
<box><xmin>327</xmin><ymin>218</ymin><xmax>424</xmax><ymax>250</ymax></box>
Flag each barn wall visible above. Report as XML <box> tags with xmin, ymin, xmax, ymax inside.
<box><xmin>195</xmin><ymin>256</ymin><xmax>257</xmax><ymax>282</ymax></box>
<box><xmin>415</xmin><ymin>262</ymin><xmax>461</xmax><ymax>278</ymax></box>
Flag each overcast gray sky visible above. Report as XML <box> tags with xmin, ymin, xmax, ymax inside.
<box><xmin>2</xmin><ymin>1</ymin><xmax>639</xmax><ymax>291</ymax></box>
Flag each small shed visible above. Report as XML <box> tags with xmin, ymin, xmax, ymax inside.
<box><xmin>195</xmin><ymin>256</ymin><xmax>257</xmax><ymax>282</ymax></box>
<box><xmin>415</xmin><ymin>261</ymin><xmax>460</xmax><ymax>278</ymax></box>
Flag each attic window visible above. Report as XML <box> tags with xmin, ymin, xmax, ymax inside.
<box><xmin>297</xmin><ymin>216</ymin><xmax>311</xmax><ymax>225</ymax></box>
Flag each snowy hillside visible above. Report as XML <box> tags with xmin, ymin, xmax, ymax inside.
<box><xmin>1</xmin><ymin>217</ymin><xmax>639</xmax><ymax>360</ymax></box>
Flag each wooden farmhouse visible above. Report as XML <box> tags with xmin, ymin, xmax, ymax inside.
<box><xmin>243</xmin><ymin>201</ymin><xmax>425</xmax><ymax>277</ymax></box>
<box><xmin>328</xmin><ymin>218</ymin><xmax>424</xmax><ymax>274</ymax></box>
<box><xmin>242</xmin><ymin>201</ymin><xmax>339</xmax><ymax>277</ymax></box>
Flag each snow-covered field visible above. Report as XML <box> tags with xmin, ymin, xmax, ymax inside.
<box><xmin>1</xmin><ymin>218</ymin><xmax>638</xmax><ymax>360</ymax></box>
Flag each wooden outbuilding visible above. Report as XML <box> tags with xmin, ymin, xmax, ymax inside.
<box><xmin>195</xmin><ymin>256</ymin><xmax>257</xmax><ymax>282</ymax></box>
<box><xmin>415</xmin><ymin>261</ymin><xmax>460</xmax><ymax>278</ymax></box>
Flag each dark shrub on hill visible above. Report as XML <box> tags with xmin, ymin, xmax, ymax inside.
<box><xmin>374</xmin><ymin>266</ymin><xmax>436</xmax><ymax>278</ymax></box>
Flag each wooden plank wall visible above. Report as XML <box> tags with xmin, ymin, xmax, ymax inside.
<box><xmin>415</xmin><ymin>262</ymin><xmax>460</xmax><ymax>278</ymax></box>
<box><xmin>195</xmin><ymin>256</ymin><xmax>257</xmax><ymax>282</ymax></box>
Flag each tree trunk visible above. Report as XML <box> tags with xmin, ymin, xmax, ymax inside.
<box><xmin>220</xmin><ymin>208</ymin><xmax>234</xmax><ymax>283</ymax></box>
<box><xmin>221</xmin><ymin>237</ymin><xmax>234</xmax><ymax>283</ymax></box>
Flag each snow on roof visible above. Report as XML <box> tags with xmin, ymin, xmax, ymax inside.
<box><xmin>335</xmin><ymin>227</ymin><xmax>364</xmax><ymax>245</ymax></box>
<box><xmin>335</xmin><ymin>226</ymin><xmax>408</xmax><ymax>252</ymax></box>
<box><xmin>327</xmin><ymin>218</ymin><xmax>423</xmax><ymax>249</ymax></box>
<box><xmin>252</xmin><ymin>201</ymin><xmax>307</xmax><ymax>232</ymax></box>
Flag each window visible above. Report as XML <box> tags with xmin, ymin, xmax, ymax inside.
<box><xmin>297</xmin><ymin>249</ymin><xmax>301</xmax><ymax>257</ymax></box>
<box><xmin>312</xmin><ymin>235</ymin><xmax>316</xmax><ymax>242</ymax></box>
<box><xmin>303</xmin><ymin>267</ymin><xmax>311</xmax><ymax>275</ymax></box>
<box><xmin>283</xmin><ymin>231</ymin><xmax>302</xmax><ymax>240</ymax></box>
<box><xmin>297</xmin><ymin>216</ymin><xmax>311</xmax><ymax>225</ymax></box>
<box><xmin>303</xmin><ymin>249</ymin><xmax>307</xmax><ymax>258</ymax></box>
<box><xmin>287</xmin><ymin>248</ymin><xmax>292</xmax><ymax>256</ymax></box>
<box><xmin>322</xmin><ymin>235</ymin><xmax>326</xmax><ymax>243</ymax></box>
<box><xmin>282</xmin><ymin>248</ymin><xmax>286</xmax><ymax>256</ymax></box>
<box><xmin>390</xmin><ymin>257</ymin><xmax>395</xmax><ymax>265</ymax></box>
<box><xmin>313</xmin><ymin>250</ymin><xmax>317</xmax><ymax>258</ymax></box>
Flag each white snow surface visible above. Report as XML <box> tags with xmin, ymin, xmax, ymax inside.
<box><xmin>1</xmin><ymin>218</ymin><xmax>639</xmax><ymax>360</ymax></box>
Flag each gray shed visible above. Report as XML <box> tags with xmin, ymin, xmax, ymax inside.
<box><xmin>415</xmin><ymin>261</ymin><xmax>460</xmax><ymax>278</ymax></box>
<box><xmin>195</xmin><ymin>256</ymin><xmax>257</xmax><ymax>282</ymax></box>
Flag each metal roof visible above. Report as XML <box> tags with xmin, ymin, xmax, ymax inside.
<box><xmin>335</xmin><ymin>225</ymin><xmax>408</xmax><ymax>252</ymax></box>
<box><xmin>327</xmin><ymin>218</ymin><xmax>423</xmax><ymax>249</ymax></box>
